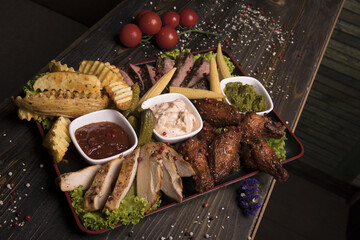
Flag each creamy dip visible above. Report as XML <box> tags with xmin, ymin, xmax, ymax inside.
<box><xmin>150</xmin><ymin>99</ymin><xmax>196</xmax><ymax>138</ymax></box>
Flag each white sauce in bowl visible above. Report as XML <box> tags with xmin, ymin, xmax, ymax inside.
<box><xmin>150</xmin><ymin>99</ymin><xmax>196</xmax><ymax>137</ymax></box>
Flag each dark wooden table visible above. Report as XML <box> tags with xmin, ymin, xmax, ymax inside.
<box><xmin>0</xmin><ymin>0</ymin><xmax>344</xmax><ymax>239</ymax></box>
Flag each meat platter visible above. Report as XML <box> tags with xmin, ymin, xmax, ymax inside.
<box><xmin>36</xmin><ymin>48</ymin><xmax>304</xmax><ymax>234</ymax></box>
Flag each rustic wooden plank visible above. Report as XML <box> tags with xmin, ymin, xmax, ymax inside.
<box><xmin>339</xmin><ymin>8</ymin><xmax>360</xmax><ymax>27</ymax></box>
<box><xmin>298</xmin><ymin>102</ymin><xmax>360</xmax><ymax>141</ymax></box>
<box><xmin>0</xmin><ymin>0</ymin><xmax>346</xmax><ymax>239</ymax></box>
<box><xmin>287</xmin><ymin>160</ymin><xmax>357</xmax><ymax>199</ymax></box>
<box><xmin>296</xmin><ymin>121</ymin><xmax>354</xmax><ymax>158</ymax></box>
<box><xmin>317</xmin><ymin>65</ymin><xmax>360</xmax><ymax>90</ymax></box>
<box><xmin>325</xmin><ymin>46</ymin><xmax>360</xmax><ymax>71</ymax></box>
<box><xmin>308</xmin><ymin>83</ymin><xmax>360</xmax><ymax>115</ymax></box>
<box><xmin>313</xmin><ymin>73</ymin><xmax>360</xmax><ymax>104</ymax></box>
<box><xmin>298</xmin><ymin>113</ymin><xmax>359</xmax><ymax>146</ymax></box>
<box><xmin>331</xmin><ymin>28</ymin><xmax>360</xmax><ymax>49</ymax></box>
<box><xmin>320</xmin><ymin>56</ymin><xmax>360</xmax><ymax>81</ymax></box>
<box><xmin>334</xmin><ymin>18</ymin><xmax>360</xmax><ymax>37</ymax></box>
<box><xmin>343</xmin><ymin>0</ymin><xmax>360</xmax><ymax>15</ymax></box>
<box><xmin>326</xmin><ymin>39</ymin><xmax>360</xmax><ymax>62</ymax></box>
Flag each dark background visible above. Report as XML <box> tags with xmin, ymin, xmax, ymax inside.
<box><xmin>1</xmin><ymin>0</ymin><xmax>359</xmax><ymax>239</ymax></box>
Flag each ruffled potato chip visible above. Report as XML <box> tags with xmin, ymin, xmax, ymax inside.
<box><xmin>78</xmin><ymin>60</ymin><xmax>132</xmax><ymax>110</ymax></box>
<box><xmin>42</xmin><ymin>116</ymin><xmax>71</xmax><ymax>163</ymax></box>
<box><xmin>33</xmin><ymin>72</ymin><xmax>101</xmax><ymax>95</ymax></box>
<box><xmin>48</xmin><ymin>60</ymin><xmax>75</xmax><ymax>72</ymax></box>
<box><xmin>13</xmin><ymin>91</ymin><xmax>109</xmax><ymax>118</ymax></box>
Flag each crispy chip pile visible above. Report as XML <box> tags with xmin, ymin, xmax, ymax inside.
<box><xmin>17</xmin><ymin>107</ymin><xmax>45</xmax><ymax>121</ymax></box>
<box><xmin>48</xmin><ymin>60</ymin><xmax>75</xmax><ymax>72</ymax></box>
<box><xmin>33</xmin><ymin>72</ymin><xmax>102</xmax><ymax>95</ymax></box>
<box><xmin>13</xmin><ymin>91</ymin><xmax>109</xmax><ymax>119</ymax></box>
<box><xmin>79</xmin><ymin>60</ymin><xmax>132</xmax><ymax>110</ymax></box>
<box><xmin>13</xmin><ymin>59</ymin><xmax>134</xmax><ymax>164</ymax></box>
<box><xmin>42</xmin><ymin>116</ymin><xmax>71</xmax><ymax>163</ymax></box>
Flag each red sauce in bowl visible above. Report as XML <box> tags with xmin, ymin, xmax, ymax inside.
<box><xmin>75</xmin><ymin>121</ymin><xmax>130</xmax><ymax>159</ymax></box>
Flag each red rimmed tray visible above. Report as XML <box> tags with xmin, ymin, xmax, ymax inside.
<box><xmin>38</xmin><ymin>48</ymin><xmax>304</xmax><ymax>234</ymax></box>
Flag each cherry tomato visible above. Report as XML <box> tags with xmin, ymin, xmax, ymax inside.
<box><xmin>134</xmin><ymin>10</ymin><xmax>152</xmax><ymax>24</ymax></box>
<box><xmin>162</xmin><ymin>11</ymin><xmax>180</xmax><ymax>28</ymax></box>
<box><xmin>179</xmin><ymin>8</ymin><xmax>198</xmax><ymax>27</ymax></box>
<box><xmin>119</xmin><ymin>24</ymin><xmax>142</xmax><ymax>48</ymax></box>
<box><xmin>155</xmin><ymin>26</ymin><xmax>178</xmax><ymax>50</ymax></box>
<box><xmin>138</xmin><ymin>12</ymin><xmax>162</xmax><ymax>35</ymax></box>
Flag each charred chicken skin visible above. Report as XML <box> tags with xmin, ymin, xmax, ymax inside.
<box><xmin>208</xmin><ymin>127</ymin><xmax>241</xmax><ymax>182</ymax></box>
<box><xmin>239</xmin><ymin>138</ymin><xmax>289</xmax><ymax>182</ymax></box>
<box><xmin>190</xmin><ymin>99</ymin><xmax>289</xmax><ymax>183</ymax></box>
<box><xmin>179</xmin><ymin>137</ymin><xmax>214</xmax><ymax>193</ymax></box>
<box><xmin>193</xmin><ymin>99</ymin><xmax>243</xmax><ymax>127</ymax></box>
<box><xmin>239</xmin><ymin>112</ymin><xmax>285</xmax><ymax>139</ymax></box>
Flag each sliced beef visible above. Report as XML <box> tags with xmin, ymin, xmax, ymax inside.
<box><xmin>170</xmin><ymin>52</ymin><xmax>194</xmax><ymax>87</ymax></box>
<box><xmin>142</xmin><ymin>64</ymin><xmax>157</xmax><ymax>85</ymax></box>
<box><xmin>119</xmin><ymin>69</ymin><xmax>134</xmax><ymax>86</ymax></box>
<box><xmin>124</xmin><ymin>63</ymin><xmax>149</xmax><ymax>95</ymax></box>
<box><xmin>181</xmin><ymin>57</ymin><xmax>210</xmax><ymax>88</ymax></box>
<box><xmin>192</xmin><ymin>77</ymin><xmax>209</xmax><ymax>90</ymax></box>
<box><xmin>155</xmin><ymin>57</ymin><xmax>175</xmax><ymax>77</ymax></box>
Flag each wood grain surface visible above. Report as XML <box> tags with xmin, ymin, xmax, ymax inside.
<box><xmin>0</xmin><ymin>0</ymin><xmax>344</xmax><ymax>239</ymax></box>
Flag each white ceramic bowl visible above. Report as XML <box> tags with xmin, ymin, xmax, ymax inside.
<box><xmin>69</xmin><ymin>109</ymin><xmax>138</xmax><ymax>165</ymax></box>
<box><xmin>220</xmin><ymin>76</ymin><xmax>274</xmax><ymax>116</ymax></box>
<box><xmin>141</xmin><ymin>93</ymin><xmax>203</xmax><ymax>144</ymax></box>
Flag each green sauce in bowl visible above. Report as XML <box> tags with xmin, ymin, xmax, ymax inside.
<box><xmin>224</xmin><ymin>82</ymin><xmax>266</xmax><ymax>112</ymax></box>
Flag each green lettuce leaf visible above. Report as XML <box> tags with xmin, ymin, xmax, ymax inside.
<box><xmin>69</xmin><ymin>184</ymin><xmax>160</xmax><ymax>230</ymax></box>
<box><xmin>37</xmin><ymin>117</ymin><xmax>53</xmax><ymax>131</ymax></box>
<box><xmin>161</xmin><ymin>49</ymin><xmax>235</xmax><ymax>75</ymax></box>
<box><xmin>23</xmin><ymin>72</ymin><xmax>48</xmax><ymax>95</ymax></box>
<box><xmin>262</xmin><ymin>128</ymin><xmax>287</xmax><ymax>161</ymax></box>
<box><xmin>23</xmin><ymin>72</ymin><xmax>54</xmax><ymax>130</ymax></box>
<box><xmin>160</xmin><ymin>49</ymin><xmax>191</xmax><ymax>59</ymax></box>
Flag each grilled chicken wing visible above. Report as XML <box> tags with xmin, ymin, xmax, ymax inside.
<box><xmin>239</xmin><ymin>112</ymin><xmax>284</xmax><ymax>139</ymax></box>
<box><xmin>193</xmin><ymin>99</ymin><xmax>243</xmax><ymax>127</ymax></box>
<box><xmin>239</xmin><ymin>139</ymin><xmax>289</xmax><ymax>182</ymax></box>
<box><xmin>208</xmin><ymin>127</ymin><xmax>241</xmax><ymax>182</ymax></box>
<box><xmin>180</xmin><ymin>137</ymin><xmax>214</xmax><ymax>193</ymax></box>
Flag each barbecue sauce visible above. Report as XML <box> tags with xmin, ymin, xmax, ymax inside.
<box><xmin>75</xmin><ymin>122</ymin><xmax>130</xmax><ymax>159</ymax></box>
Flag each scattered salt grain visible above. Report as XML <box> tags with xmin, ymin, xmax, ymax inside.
<box><xmin>25</xmin><ymin>183</ymin><xmax>30</xmax><ymax>188</ymax></box>
<box><xmin>8</xmin><ymin>172</ymin><xmax>12</xmax><ymax>176</ymax></box>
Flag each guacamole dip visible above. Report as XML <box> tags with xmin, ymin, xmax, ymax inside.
<box><xmin>224</xmin><ymin>82</ymin><xmax>266</xmax><ymax>112</ymax></box>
